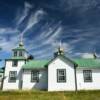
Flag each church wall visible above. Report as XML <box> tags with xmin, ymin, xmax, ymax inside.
<box><xmin>22</xmin><ymin>69</ymin><xmax>48</xmax><ymax>90</ymax></box>
<box><xmin>48</xmin><ymin>58</ymin><xmax>76</xmax><ymax>91</ymax></box>
<box><xmin>3</xmin><ymin>60</ymin><xmax>25</xmax><ymax>90</ymax></box>
<box><xmin>77</xmin><ymin>68</ymin><xmax>100</xmax><ymax>90</ymax></box>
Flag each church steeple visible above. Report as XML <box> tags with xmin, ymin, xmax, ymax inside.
<box><xmin>12</xmin><ymin>34</ymin><xmax>26</xmax><ymax>59</ymax></box>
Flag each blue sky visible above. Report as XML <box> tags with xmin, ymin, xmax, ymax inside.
<box><xmin>0</xmin><ymin>0</ymin><xmax>100</xmax><ymax>67</ymax></box>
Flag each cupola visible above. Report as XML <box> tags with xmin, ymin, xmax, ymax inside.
<box><xmin>12</xmin><ymin>35</ymin><xmax>26</xmax><ymax>59</ymax></box>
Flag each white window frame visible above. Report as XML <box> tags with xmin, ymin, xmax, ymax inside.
<box><xmin>9</xmin><ymin>71</ymin><xmax>17</xmax><ymax>82</ymax></box>
<box><xmin>57</xmin><ymin>69</ymin><xmax>66</xmax><ymax>83</ymax></box>
<box><xmin>31</xmin><ymin>70</ymin><xmax>39</xmax><ymax>82</ymax></box>
<box><xmin>83</xmin><ymin>70</ymin><xmax>92</xmax><ymax>82</ymax></box>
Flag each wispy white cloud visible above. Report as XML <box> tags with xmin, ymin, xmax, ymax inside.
<box><xmin>28</xmin><ymin>21</ymin><xmax>61</xmax><ymax>43</ymax></box>
<box><xmin>16</xmin><ymin>1</ymin><xmax>33</xmax><ymax>26</ymax></box>
<box><xmin>0</xmin><ymin>1</ymin><xmax>33</xmax><ymax>52</ymax></box>
<box><xmin>21</xmin><ymin>9</ymin><xmax>46</xmax><ymax>36</ymax></box>
<box><xmin>27</xmin><ymin>24</ymin><xmax>62</xmax><ymax>51</ymax></box>
<box><xmin>0</xmin><ymin>28</ymin><xmax>19</xmax><ymax>35</ymax></box>
<box><xmin>33</xmin><ymin>47</ymin><xmax>53</xmax><ymax>56</ymax></box>
<box><xmin>2</xmin><ymin>0</ymin><xmax>100</xmax><ymax>60</ymax></box>
<box><xmin>0</xmin><ymin>35</ymin><xmax>20</xmax><ymax>51</ymax></box>
<box><xmin>59</xmin><ymin>0</ymin><xmax>98</xmax><ymax>11</ymax></box>
<box><xmin>0</xmin><ymin>2</ymin><xmax>46</xmax><ymax>54</ymax></box>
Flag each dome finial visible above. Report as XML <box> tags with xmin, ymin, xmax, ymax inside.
<box><xmin>93</xmin><ymin>49</ymin><xmax>97</xmax><ymax>59</ymax></box>
<box><xmin>19</xmin><ymin>34</ymin><xmax>24</xmax><ymax>47</ymax></box>
<box><xmin>58</xmin><ymin>40</ymin><xmax>64</xmax><ymax>55</ymax></box>
<box><xmin>54</xmin><ymin>40</ymin><xmax>64</xmax><ymax>57</ymax></box>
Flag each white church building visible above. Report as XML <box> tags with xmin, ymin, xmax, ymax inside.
<box><xmin>2</xmin><ymin>41</ymin><xmax>100</xmax><ymax>91</ymax></box>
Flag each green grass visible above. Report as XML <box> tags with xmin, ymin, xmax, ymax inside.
<box><xmin>0</xmin><ymin>90</ymin><xmax>100</xmax><ymax>100</ymax></box>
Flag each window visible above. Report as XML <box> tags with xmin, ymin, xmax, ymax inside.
<box><xmin>57</xmin><ymin>69</ymin><xmax>66</xmax><ymax>83</ymax></box>
<box><xmin>12</xmin><ymin>60</ymin><xmax>18</xmax><ymax>66</ymax></box>
<box><xmin>19</xmin><ymin>51</ymin><xmax>23</xmax><ymax>56</ymax></box>
<box><xmin>9</xmin><ymin>71</ymin><xmax>17</xmax><ymax>82</ymax></box>
<box><xmin>31</xmin><ymin>70</ymin><xmax>39</xmax><ymax>82</ymax></box>
<box><xmin>83</xmin><ymin>70</ymin><xmax>92</xmax><ymax>82</ymax></box>
<box><xmin>14</xmin><ymin>51</ymin><xmax>17</xmax><ymax>56</ymax></box>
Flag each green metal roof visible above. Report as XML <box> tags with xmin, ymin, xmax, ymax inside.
<box><xmin>22</xmin><ymin>55</ymin><xmax>100</xmax><ymax>69</ymax></box>
<box><xmin>12</xmin><ymin>42</ymin><xmax>25</xmax><ymax>51</ymax></box>
<box><xmin>22</xmin><ymin>60</ymin><xmax>50</xmax><ymax>69</ymax></box>
<box><xmin>73</xmin><ymin>58</ymin><xmax>100</xmax><ymax>68</ymax></box>
<box><xmin>12</xmin><ymin>46</ymin><xmax>25</xmax><ymax>51</ymax></box>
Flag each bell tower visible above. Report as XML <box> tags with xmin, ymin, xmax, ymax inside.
<box><xmin>12</xmin><ymin>34</ymin><xmax>26</xmax><ymax>59</ymax></box>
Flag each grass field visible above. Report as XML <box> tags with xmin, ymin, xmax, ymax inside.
<box><xmin>0</xmin><ymin>90</ymin><xmax>100</xmax><ymax>100</ymax></box>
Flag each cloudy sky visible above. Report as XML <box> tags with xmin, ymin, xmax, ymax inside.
<box><xmin>0</xmin><ymin>0</ymin><xmax>100</xmax><ymax>66</ymax></box>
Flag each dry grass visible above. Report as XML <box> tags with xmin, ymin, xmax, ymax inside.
<box><xmin>0</xmin><ymin>90</ymin><xmax>99</xmax><ymax>100</ymax></box>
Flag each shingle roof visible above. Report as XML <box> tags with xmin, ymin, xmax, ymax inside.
<box><xmin>22</xmin><ymin>60</ymin><xmax>50</xmax><ymax>69</ymax></box>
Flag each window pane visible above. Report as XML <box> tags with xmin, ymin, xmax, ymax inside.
<box><xmin>31</xmin><ymin>71</ymin><xmax>39</xmax><ymax>82</ymax></box>
<box><xmin>14</xmin><ymin>51</ymin><xmax>17</xmax><ymax>56</ymax></box>
<box><xmin>83</xmin><ymin>70</ymin><xmax>92</xmax><ymax>82</ymax></box>
<box><xmin>19</xmin><ymin>51</ymin><xmax>23</xmax><ymax>56</ymax></box>
<box><xmin>57</xmin><ymin>69</ymin><xmax>66</xmax><ymax>83</ymax></box>
<box><xmin>59</xmin><ymin>70</ymin><xmax>65</xmax><ymax>76</ymax></box>
<box><xmin>9</xmin><ymin>71</ymin><xmax>17</xmax><ymax>82</ymax></box>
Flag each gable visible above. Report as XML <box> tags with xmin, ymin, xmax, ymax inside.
<box><xmin>48</xmin><ymin>55</ymin><xmax>76</xmax><ymax>68</ymax></box>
